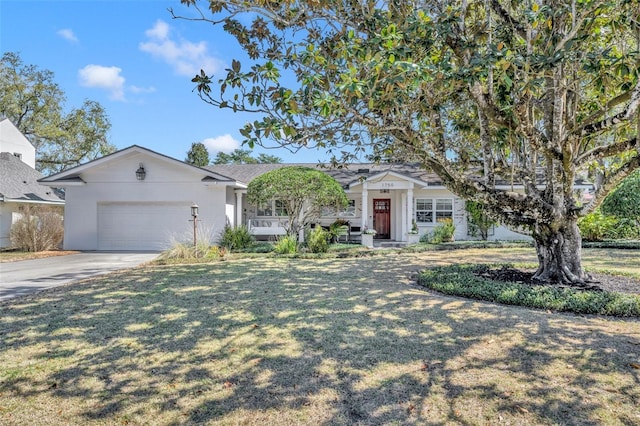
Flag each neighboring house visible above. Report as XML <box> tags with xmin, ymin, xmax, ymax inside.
<box><xmin>40</xmin><ymin>144</ymin><xmax>590</xmax><ymax>251</ymax></box>
<box><xmin>0</xmin><ymin>118</ymin><xmax>36</xmax><ymax>168</ymax></box>
<box><xmin>0</xmin><ymin>119</ymin><xmax>65</xmax><ymax>248</ymax></box>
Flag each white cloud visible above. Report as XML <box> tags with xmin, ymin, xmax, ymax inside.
<box><xmin>202</xmin><ymin>135</ymin><xmax>240</xmax><ymax>153</ymax></box>
<box><xmin>139</xmin><ymin>20</ymin><xmax>224</xmax><ymax>76</ymax></box>
<box><xmin>57</xmin><ymin>28</ymin><xmax>78</xmax><ymax>43</ymax></box>
<box><xmin>129</xmin><ymin>85</ymin><xmax>156</xmax><ymax>94</ymax></box>
<box><xmin>78</xmin><ymin>65</ymin><xmax>126</xmax><ymax>101</ymax></box>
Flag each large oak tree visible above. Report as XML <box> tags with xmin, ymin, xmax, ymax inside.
<box><xmin>0</xmin><ymin>52</ymin><xmax>115</xmax><ymax>174</ymax></box>
<box><xmin>175</xmin><ymin>0</ymin><xmax>640</xmax><ymax>285</ymax></box>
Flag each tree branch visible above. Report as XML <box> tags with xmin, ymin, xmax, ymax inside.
<box><xmin>574</xmin><ymin>136</ymin><xmax>638</xmax><ymax>166</ymax></box>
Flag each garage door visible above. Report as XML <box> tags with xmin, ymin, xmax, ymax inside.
<box><xmin>98</xmin><ymin>202</ymin><xmax>192</xmax><ymax>250</ymax></box>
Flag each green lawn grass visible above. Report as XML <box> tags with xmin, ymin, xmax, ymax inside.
<box><xmin>1</xmin><ymin>248</ymin><xmax>639</xmax><ymax>425</ymax></box>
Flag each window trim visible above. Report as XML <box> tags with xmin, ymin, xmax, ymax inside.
<box><xmin>256</xmin><ymin>199</ymin><xmax>288</xmax><ymax>217</ymax></box>
<box><xmin>415</xmin><ymin>198</ymin><xmax>453</xmax><ymax>224</ymax></box>
<box><xmin>321</xmin><ymin>199</ymin><xmax>356</xmax><ymax>218</ymax></box>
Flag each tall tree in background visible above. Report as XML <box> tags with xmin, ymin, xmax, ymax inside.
<box><xmin>177</xmin><ymin>0</ymin><xmax>640</xmax><ymax>285</ymax></box>
<box><xmin>212</xmin><ymin>148</ymin><xmax>281</xmax><ymax>164</ymax></box>
<box><xmin>0</xmin><ymin>52</ymin><xmax>115</xmax><ymax>174</ymax></box>
<box><xmin>185</xmin><ymin>141</ymin><xmax>210</xmax><ymax>167</ymax></box>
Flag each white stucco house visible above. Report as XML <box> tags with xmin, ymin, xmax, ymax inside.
<box><xmin>0</xmin><ymin>118</ymin><xmax>65</xmax><ymax>248</ymax></box>
<box><xmin>38</xmin><ymin>144</ymin><xmax>558</xmax><ymax>251</ymax></box>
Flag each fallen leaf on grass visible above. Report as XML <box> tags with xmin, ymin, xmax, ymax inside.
<box><xmin>516</xmin><ymin>406</ymin><xmax>529</xmax><ymax>414</ymax></box>
<box><xmin>420</xmin><ymin>363</ymin><xmax>429</xmax><ymax>371</ymax></box>
<box><xmin>630</xmin><ymin>363</ymin><xmax>640</xmax><ymax>369</ymax></box>
<box><xmin>223</xmin><ymin>381</ymin><xmax>233</xmax><ymax>389</ymax></box>
<box><xmin>407</xmin><ymin>403</ymin><xmax>416</xmax><ymax>414</ymax></box>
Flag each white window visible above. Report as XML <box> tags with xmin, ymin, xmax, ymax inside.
<box><xmin>257</xmin><ymin>200</ymin><xmax>288</xmax><ymax>217</ymax></box>
<box><xmin>256</xmin><ymin>202</ymin><xmax>273</xmax><ymax>217</ymax></box>
<box><xmin>274</xmin><ymin>200</ymin><xmax>288</xmax><ymax>217</ymax></box>
<box><xmin>415</xmin><ymin>198</ymin><xmax>453</xmax><ymax>224</ymax></box>
<box><xmin>415</xmin><ymin>198</ymin><xmax>433</xmax><ymax>223</ymax></box>
<box><xmin>321</xmin><ymin>199</ymin><xmax>356</xmax><ymax>217</ymax></box>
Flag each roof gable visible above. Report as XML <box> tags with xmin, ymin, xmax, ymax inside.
<box><xmin>39</xmin><ymin>145</ymin><xmax>240</xmax><ymax>186</ymax></box>
<box><xmin>0</xmin><ymin>152</ymin><xmax>64</xmax><ymax>203</ymax></box>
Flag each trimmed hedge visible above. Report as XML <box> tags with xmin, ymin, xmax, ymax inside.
<box><xmin>418</xmin><ymin>264</ymin><xmax>640</xmax><ymax>317</ymax></box>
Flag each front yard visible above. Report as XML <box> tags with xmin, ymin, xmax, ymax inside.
<box><xmin>1</xmin><ymin>248</ymin><xmax>639</xmax><ymax>425</ymax></box>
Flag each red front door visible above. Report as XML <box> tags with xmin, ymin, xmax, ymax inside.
<box><xmin>373</xmin><ymin>199</ymin><xmax>391</xmax><ymax>239</ymax></box>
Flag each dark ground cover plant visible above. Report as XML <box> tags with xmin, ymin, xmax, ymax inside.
<box><xmin>582</xmin><ymin>240</ymin><xmax>640</xmax><ymax>250</ymax></box>
<box><xmin>419</xmin><ymin>264</ymin><xmax>640</xmax><ymax>317</ymax></box>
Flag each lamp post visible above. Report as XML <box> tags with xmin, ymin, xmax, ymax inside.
<box><xmin>190</xmin><ymin>203</ymin><xmax>199</xmax><ymax>254</ymax></box>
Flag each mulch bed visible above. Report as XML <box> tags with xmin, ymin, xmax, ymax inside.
<box><xmin>478</xmin><ymin>266</ymin><xmax>640</xmax><ymax>295</ymax></box>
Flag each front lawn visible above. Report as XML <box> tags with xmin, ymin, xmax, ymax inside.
<box><xmin>1</xmin><ymin>248</ymin><xmax>639</xmax><ymax>425</ymax></box>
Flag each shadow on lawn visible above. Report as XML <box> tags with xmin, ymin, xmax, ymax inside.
<box><xmin>1</xmin><ymin>254</ymin><xmax>639</xmax><ymax>425</ymax></box>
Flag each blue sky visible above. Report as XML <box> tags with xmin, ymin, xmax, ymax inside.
<box><xmin>1</xmin><ymin>0</ymin><xmax>327</xmax><ymax>163</ymax></box>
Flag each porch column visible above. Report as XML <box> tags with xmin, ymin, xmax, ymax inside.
<box><xmin>407</xmin><ymin>184</ymin><xmax>414</xmax><ymax>233</ymax></box>
<box><xmin>361</xmin><ymin>181</ymin><xmax>368</xmax><ymax>229</ymax></box>
<box><xmin>235</xmin><ymin>191</ymin><xmax>244</xmax><ymax>227</ymax></box>
<box><xmin>401</xmin><ymin>192</ymin><xmax>407</xmax><ymax>241</ymax></box>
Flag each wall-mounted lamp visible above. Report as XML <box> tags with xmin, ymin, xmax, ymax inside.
<box><xmin>136</xmin><ymin>163</ymin><xmax>146</xmax><ymax>181</ymax></box>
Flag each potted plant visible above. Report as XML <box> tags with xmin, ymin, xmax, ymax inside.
<box><xmin>361</xmin><ymin>226</ymin><xmax>376</xmax><ymax>248</ymax></box>
<box><xmin>406</xmin><ymin>220</ymin><xmax>420</xmax><ymax>244</ymax></box>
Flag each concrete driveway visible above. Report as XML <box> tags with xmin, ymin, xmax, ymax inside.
<box><xmin>0</xmin><ymin>252</ymin><xmax>158</xmax><ymax>301</ymax></box>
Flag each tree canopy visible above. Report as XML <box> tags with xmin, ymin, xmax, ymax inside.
<box><xmin>0</xmin><ymin>52</ymin><xmax>115</xmax><ymax>175</ymax></box>
<box><xmin>176</xmin><ymin>0</ymin><xmax>640</xmax><ymax>284</ymax></box>
<box><xmin>185</xmin><ymin>142</ymin><xmax>210</xmax><ymax>167</ymax></box>
<box><xmin>247</xmin><ymin>166</ymin><xmax>347</xmax><ymax>237</ymax></box>
<box><xmin>212</xmin><ymin>148</ymin><xmax>282</xmax><ymax>164</ymax></box>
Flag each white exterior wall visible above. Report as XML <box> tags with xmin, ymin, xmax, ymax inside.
<box><xmin>61</xmin><ymin>152</ymin><xmax>230</xmax><ymax>250</ymax></box>
<box><xmin>0</xmin><ymin>120</ymin><xmax>36</xmax><ymax>168</ymax></box>
<box><xmin>489</xmin><ymin>225</ymin><xmax>531</xmax><ymax>241</ymax></box>
<box><xmin>411</xmin><ymin>188</ymin><xmax>467</xmax><ymax>240</ymax></box>
<box><xmin>0</xmin><ymin>204</ymin><xmax>17</xmax><ymax>248</ymax></box>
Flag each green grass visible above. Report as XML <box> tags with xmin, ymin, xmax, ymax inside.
<box><xmin>418</xmin><ymin>264</ymin><xmax>640</xmax><ymax>317</ymax></box>
<box><xmin>1</xmin><ymin>248</ymin><xmax>639</xmax><ymax>425</ymax></box>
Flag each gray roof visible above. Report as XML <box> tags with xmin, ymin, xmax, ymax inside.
<box><xmin>0</xmin><ymin>152</ymin><xmax>65</xmax><ymax>203</ymax></box>
<box><xmin>206</xmin><ymin>163</ymin><xmax>444</xmax><ymax>188</ymax></box>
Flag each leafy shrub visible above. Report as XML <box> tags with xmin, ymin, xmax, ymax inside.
<box><xmin>328</xmin><ymin>219</ymin><xmax>349</xmax><ymax>243</ymax></box>
<box><xmin>218</xmin><ymin>225</ymin><xmax>254</xmax><ymax>251</ymax></box>
<box><xmin>422</xmin><ymin>218</ymin><xmax>456</xmax><ymax>243</ymax></box>
<box><xmin>204</xmin><ymin>245</ymin><xmax>227</xmax><ymax>259</ymax></box>
<box><xmin>274</xmin><ymin>234</ymin><xmax>298</xmax><ymax>254</ymax></box>
<box><xmin>307</xmin><ymin>226</ymin><xmax>330</xmax><ymax>253</ymax></box>
<box><xmin>601</xmin><ymin>169</ymin><xmax>640</xmax><ymax>223</ymax></box>
<box><xmin>418</xmin><ymin>264</ymin><xmax>640</xmax><ymax>317</ymax></box>
<box><xmin>10</xmin><ymin>206</ymin><xmax>64</xmax><ymax>252</ymax></box>
<box><xmin>579</xmin><ymin>206</ymin><xmax>640</xmax><ymax>242</ymax></box>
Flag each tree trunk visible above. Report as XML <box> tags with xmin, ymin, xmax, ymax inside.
<box><xmin>532</xmin><ymin>219</ymin><xmax>593</xmax><ymax>285</ymax></box>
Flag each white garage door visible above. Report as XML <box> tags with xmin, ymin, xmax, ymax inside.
<box><xmin>98</xmin><ymin>202</ymin><xmax>192</xmax><ymax>250</ymax></box>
